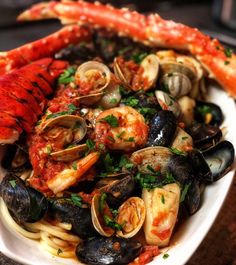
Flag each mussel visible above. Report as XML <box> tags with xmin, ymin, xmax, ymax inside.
<box><xmin>76</xmin><ymin>236</ymin><xmax>142</xmax><ymax>265</ymax></box>
<box><xmin>186</xmin><ymin>123</ymin><xmax>222</xmax><ymax>150</ymax></box>
<box><xmin>202</xmin><ymin>140</ymin><xmax>235</xmax><ymax>181</ymax></box>
<box><xmin>147</xmin><ymin>110</ymin><xmax>177</xmax><ymax>147</ymax></box>
<box><xmin>51</xmin><ymin>197</ymin><xmax>98</xmax><ymax>238</ymax></box>
<box><xmin>0</xmin><ymin>174</ymin><xmax>48</xmax><ymax>222</ymax></box>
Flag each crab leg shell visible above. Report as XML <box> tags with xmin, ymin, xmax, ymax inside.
<box><xmin>18</xmin><ymin>1</ymin><xmax>236</xmax><ymax>98</ymax></box>
<box><xmin>47</xmin><ymin>151</ymin><xmax>100</xmax><ymax>194</ymax></box>
<box><xmin>0</xmin><ymin>25</ymin><xmax>90</xmax><ymax>75</ymax></box>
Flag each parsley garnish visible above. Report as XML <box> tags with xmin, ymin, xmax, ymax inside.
<box><xmin>103</xmin><ymin>215</ymin><xmax>122</xmax><ymax>230</ymax></box>
<box><xmin>9</xmin><ymin>180</ymin><xmax>17</xmax><ymax>188</ymax></box>
<box><xmin>132</xmin><ymin>52</ymin><xmax>148</xmax><ymax>64</ymax></box>
<box><xmin>122</xmin><ymin>96</ymin><xmax>139</xmax><ymax>107</ymax></box>
<box><xmin>100</xmin><ymin>115</ymin><xmax>119</xmax><ymax>127</ymax></box>
<box><xmin>70</xmin><ymin>193</ymin><xmax>83</xmax><ymax>207</ymax></box>
<box><xmin>181</xmin><ymin>136</ymin><xmax>188</xmax><ymax>140</ymax></box>
<box><xmin>161</xmin><ymin>194</ymin><xmax>165</xmax><ymax>204</ymax></box>
<box><xmin>86</xmin><ymin>139</ymin><xmax>95</xmax><ymax>151</ymax></box>
<box><xmin>146</xmin><ymin>165</ymin><xmax>156</xmax><ymax>174</ymax></box>
<box><xmin>99</xmin><ymin>193</ymin><xmax>107</xmax><ymax>213</ymax></box>
<box><xmin>224</xmin><ymin>48</ymin><xmax>233</xmax><ymax>58</ymax></box>
<box><xmin>180</xmin><ymin>183</ymin><xmax>191</xmax><ymax>202</ymax></box>
<box><xmin>57</xmin><ymin>248</ymin><xmax>63</xmax><ymax>255</ymax></box>
<box><xmin>72</xmin><ymin>162</ymin><xmax>77</xmax><ymax>170</ymax></box>
<box><xmin>45</xmin><ymin>144</ymin><xmax>52</xmax><ymax>155</ymax></box>
<box><xmin>118</xmin><ymin>46</ymin><xmax>132</xmax><ymax>55</ymax></box>
<box><xmin>109</xmin><ymin>98</ymin><xmax>118</xmax><ymax>104</ymax></box>
<box><xmin>163</xmin><ymin>253</ymin><xmax>169</xmax><ymax>259</ymax></box>
<box><xmin>58</xmin><ymin>66</ymin><xmax>76</xmax><ymax>84</ymax></box>
<box><xmin>107</xmin><ymin>135</ymin><xmax>115</xmax><ymax>142</ymax></box>
<box><xmin>224</xmin><ymin>60</ymin><xmax>230</xmax><ymax>65</ymax></box>
<box><xmin>119</xmin><ymin>155</ymin><xmax>134</xmax><ymax>170</ymax></box>
<box><xmin>116</xmin><ymin>131</ymin><xmax>125</xmax><ymax>139</ymax></box>
<box><xmin>46</xmin><ymin>103</ymin><xmax>77</xmax><ymax>119</ymax></box>
<box><xmin>124</xmin><ymin>137</ymin><xmax>135</xmax><ymax>142</ymax></box>
<box><xmin>169</xmin><ymin>147</ymin><xmax>185</xmax><ymax>156</ymax></box>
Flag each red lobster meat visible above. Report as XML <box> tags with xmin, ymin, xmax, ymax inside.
<box><xmin>0</xmin><ymin>58</ymin><xmax>67</xmax><ymax>144</ymax></box>
<box><xmin>18</xmin><ymin>1</ymin><xmax>236</xmax><ymax>98</ymax></box>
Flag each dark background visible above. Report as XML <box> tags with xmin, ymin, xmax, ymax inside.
<box><xmin>0</xmin><ymin>1</ymin><xmax>236</xmax><ymax>265</ymax></box>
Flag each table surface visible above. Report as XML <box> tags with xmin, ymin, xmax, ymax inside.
<box><xmin>0</xmin><ymin>2</ymin><xmax>236</xmax><ymax>265</ymax></box>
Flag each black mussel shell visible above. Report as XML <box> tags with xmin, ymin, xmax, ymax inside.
<box><xmin>76</xmin><ymin>236</ymin><xmax>142</xmax><ymax>265</ymax></box>
<box><xmin>187</xmin><ymin>149</ymin><xmax>212</xmax><ymax>182</ymax></box>
<box><xmin>0</xmin><ymin>174</ymin><xmax>48</xmax><ymax>222</ymax></box>
<box><xmin>103</xmin><ymin>175</ymin><xmax>135</xmax><ymax>207</ymax></box>
<box><xmin>186</xmin><ymin>123</ymin><xmax>222</xmax><ymax>150</ymax></box>
<box><xmin>202</xmin><ymin>140</ymin><xmax>235</xmax><ymax>181</ymax></box>
<box><xmin>50</xmin><ymin>198</ymin><xmax>98</xmax><ymax>238</ymax></box>
<box><xmin>134</xmin><ymin>91</ymin><xmax>159</xmax><ymax>109</ymax></box>
<box><xmin>185</xmin><ymin>179</ymin><xmax>201</xmax><ymax>215</ymax></box>
<box><xmin>194</xmin><ymin>101</ymin><xmax>223</xmax><ymax>126</ymax></box>
<box><xmin>147</xmin><ymin>110</ymin><xmax>177</xmax><ymax>147</ymax></box>
<box><xmin>167</xmin><ymin>154</ymin><xmax>195</xmax><ymax>185</ymax></box>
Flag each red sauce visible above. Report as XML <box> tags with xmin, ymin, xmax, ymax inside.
<box><xmin>129</xmin><ymin>246</ymin><xmax>160</xmax><ymax>265</ymax></box>
<box><xmin>151</xmin><ymin>229</ymin><xmax>171</xmax><ymax>241</ymax></box>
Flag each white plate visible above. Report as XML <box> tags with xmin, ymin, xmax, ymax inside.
<box><xmin>0</xmin><ymin>85</ymin><xmax>236</xmax><ymax>265</ymax></box>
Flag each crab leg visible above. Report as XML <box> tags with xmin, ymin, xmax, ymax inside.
<box><xmin>0</xmin><ymin>25</ymin><xmax>91</xmax><ymax>75</ymax></box>
<box><xmin>18</xmin><ymin>1</ymin><xmax>236</xmax><ymax>98</ymax></box>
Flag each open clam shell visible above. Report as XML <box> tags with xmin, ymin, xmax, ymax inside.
<box><xmin>38</xmin><ymin>115</ymin><xmax>87</xmax><ymax>162</ymax></box>
<box><xmin>91</xmin><ymin>193</ymin><xmax>115</xmax><ymax>237</ymax></box>
<box><xmin>116</xmin><ymin>197</ymin><xmax>146</xmax><ymax>238</ymax></box>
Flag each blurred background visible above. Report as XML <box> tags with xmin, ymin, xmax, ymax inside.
<box><xmin>0</xmin><ymin>0</ymin><xmax>235</xmax><ymax>50</ymax></box>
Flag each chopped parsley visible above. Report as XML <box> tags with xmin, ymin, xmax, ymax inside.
<box><xmin>116</xmin><ymin>131</ymin><xmax>125</xmax><ymax>139</ymax></box>
<box><xmin>118</xmin><ymin>46</ymin><xmax>132</xmax><ymax>55</ymax></box>
<box><xmin>169</xmin><ymin>147</ymin><xmax>185</xmax><ymax>156</ymax></box>
<box><xmin>146</xmin><ymin>165</ymin><xmax>156</xmax><ymax>174</ymax></box>
<box><xmin>132</xmin><ymin>52</ymin><xmax>148</xmax><ymax>64</ymax></box>
<box><xmin>164</xmin><ymin>172</ymin><xmax>177</xmax><ymax>184</ymax></box>
<box><xmin>107</xmin><ymin>135</ymin><xmax>115</xmax><ymax>142</ymax></box>
<box><xmin>224</xmin><ymin>60</ymin><xmax>230</xmax><ymax>65</ymax></box>
<box><xmin>72</xmin><ymin>162</ymin><xmax>77</xmax><ymax>170</ymax></box>
<box><xmin>57</xmin><ymin>248</ymin><xmax>63</xmax><ymax>255</ymax></box>
<box><xmin>161</xmin><ymin>194</ymin><xmax>165</xmax><ymax>204</ymax></box>
<box><xmin>46</xmin><ymin>103</ymin><xmax>77</xmax><ymax>119</ymax></box>
<box><xmin>9</xmin><ymin>180</ymin><xmax>17</xmax><ymax>188</ymax></box>
<box><xmin>70</xmin><ymin>193</ymin><xmax>83</xmax><ymax>207</ymax></box>
<box><xmin>224</xmin><ymin>48</ymin><xmax>233</xmax><ymax>58</ymax></box>
<box><xmin>162</xmin><ymin>253</ymin><xmax>169</xmax><ymax>259</ymax></box>
<box><xmin>181</xmin><ymin>136</ymin><xmax>189</xmax><ymax>140</ymax></box>
<box><xmin>124</xmin><ymin>137</ymin><xmax>135</xmax><ymax>142</ymax></box>
<box><xmin>109</xmin><ymin>98</ymin><xmax>118</xmax><ymax>104</ymax></box>
<box><xmin>58</xmin><ymin>66</ymin><xmax>76</xmax><ymax>84</ymax></box>
<box><xmin>118</xmin><ymin>155</ymin><xmax>134</xmax><ymax>170</ymax></box>
<box><xmin>180</xmin><ymin>183</ymin><xmax>191</xmax><ymax>202</ymax></box>
<box><xmin>122</xmin><ymin>96</ymin><xmax>139</xmax><ymax>107</ymax></box>
<box><xmin>99</xmin><ymin>193</ymin><xmax>107</xmax><ymax>213</ymax></box>
<box><xmin>45</xmin><ymin>144</ymin><xmax>52</xmax><ymax>155</ymax></box>
<box><xmin>100</xmin><ymin>115</ymin><xmax>119</xmax><ymax>127</ymax></box>
<box><xmin>103</xmin><ymin>215</ymin><xmax>122</xmax><ymax>231</ymax></box>
<box><xmin>86</xmin><ymin>139</ymin><xmax>95</xmax><ymax>152</ymax></box>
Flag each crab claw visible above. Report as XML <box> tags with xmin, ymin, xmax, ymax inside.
<box><xmin>18</xmin><ymin>1</ymin><xmax>236</xmax><ymax>98</ymax></box>
<box><xmin>0</xmin><ymin>25</ymin><xmax>91</xmax><ymax>75</ymax></box>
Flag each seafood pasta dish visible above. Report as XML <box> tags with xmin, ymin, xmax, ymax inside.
<box><xmin>0</xmin><ymin>1</ymin><xmax>235</xmax><ymax>265</ymax></box>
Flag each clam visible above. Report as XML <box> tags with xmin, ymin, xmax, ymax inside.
<box><xmin>155</xmin><ymin>90</ymin><xmax>181</xmax><ymax>118</ymax></box>
<box><xmin>38</xmin><ymin>115</ymin><xmax>88</xmax><ymax>162</ymax></box>
<box><xmin>147</xmin><ymin>110</ymin><xmax>177</xmax><ymax>147</ymax></box>
<box><xmin>116</xmin><ymin>197</ymin><xmax>146</xmax><ymax>238</ymax></box>
<box><xmin>142</xmin><ymin>183</ymin><xmax>180</xmax><ymax>246</ymax></box>
<box><xmin>75</xmin><ymin>61</ymin><xmax>111</xmax><ymax>105</ymax></box>
<box><xmin>91</xmin><ymin>193</ymin><xmax>115</xmax><ymax>237</ymax></box>
<box><xmin>114</xmin><ymin>54</ymin><xmax>159</xmax><ymax>91</ymax></box>
<box><xmin>0</xmin><ymin>174</ymin><xmax>48</xmax><ymax>222</ymax></box>
<box><xmin>178</xmin><ymin>96</ymin><xmax>196</xmax><ymax>126</ymax></box>
<box><xmin>130</xmin><ymin>146</ymin><xmax>172</xmax><ymax>174</ymax></box>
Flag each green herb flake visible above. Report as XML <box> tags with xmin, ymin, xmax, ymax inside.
<box><xmin>161</xmin><ymin>194</ymin><xmax>165</xmax><ymax>204</ymax></box>
<box><xmin>9</xmin><ymin>180</ymin><xmax>17</xmax><ymax>188</ymax></box>
<box><xmin>146</xmin><ymin>165</ymin><xmax>156</xmax><ymax>173</ymax></box>
<box><xmin>164</xmin><ymin>172</ymin><xmax>177</xmax><ymax>185</ymax></box>
<box><xmin>132</xmin><ymin>52</ymin><xmax>148</xmax><ymax>64</ymax></box>
<box><xmin>58</xmin><ymin>66</ymin><xmax>76</xmax><ymax>84</ymax></box>
<box><xmin>181</xmin><ymin>136</ymin><xmax>189</xmax><ymax>140</ymax></box>
<box><xmin>116</xmin><ymin>131</ymin><xmax>125</xmax><ymax>139</ymax></box>
<box><xmin>180</xmin><ymin>183</ymin><xmax>191</xmax><ymax>202</ymax></box>
<box><xmin>86</xmin><ymin>139</ymin><xmax>95</xmax><ymax>150</ymax></box>
<box><xmin>57</xmin><ymin>248</ymin><xmax>63</xmax><ymax>255</ymax></box>
<box><xmin>107</xmin><ymin>135</ymin><xmax>115</xmax><ymax>143</ymax></box>
<box><xmin>224</xmin><ymin>60</ymin><xmax>230</xmax><ymax>65</ymax></box>
<box><xmin>118</xmin><ymin>46</ymin><xmax>132</xmax><ymax>55</ymax></box>
<box><xmin>99</xmin><ymin>193</ymin><xmax>107</xmax><ymax>213</ymax></box>
<box><xmin>224</xmin><ymin>48</ymin><xmax>233</xmax><ymax>58</ymax></box>
<box><xmin>124</xmin><ymin>137</ymin><xmax>135</xmax><ymax>142</ymax></box>
<box><xmin>109</xmin><ymin>98</ymin><xmax>118</xmax><ymax>104</ymax></box>
<box><xmin>71</xmin><ymin>193</ymin><xmax>82</xmax><ymax>207</ymax></box>
<box><xmin>162</xmin><ymin>253</ymin><xmax>169</xmax><ymax>259</ymax></box>
<box><xmin>100</xmin><ymin>115</ymin><xmax>119</xmax><ymax>127</ymax></box>
<box><xmin>72</xmin><ymin>162</ymin><xmax>77</xmax><ymax>170</ymax></box>
<box><xmin>104</xmin><ymin>153</ymin><xmax>114</xmax><ymax>172</ymax></box>
<box><xmin>103</xmin><ymin>214</ymin><xmax>122</xmax><ymax>231</ymax></box>
<box><xmin>169</xmin><ymin>147</ymin><xmax>185</xmax><ymax>156</ymax></box>
<box><xmin>45</xmin><ymin>144</ymin><xmax>52</xmax><ymax>155</ymax></box>
<box><xmin>68</xmin><ymin>103</ymin><xmax>77</xmax><ymax>112</ymax></box>
<box><xmin>119</xmin><ymin>155</ymin><xmax>134</xmax><ymax>170</ymax></box>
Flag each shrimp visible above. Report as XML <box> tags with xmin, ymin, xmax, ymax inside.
<box><xmin>94</xmin><ymin>106</ymin><xmax>148</xmax><ymax>151</ymax></box>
